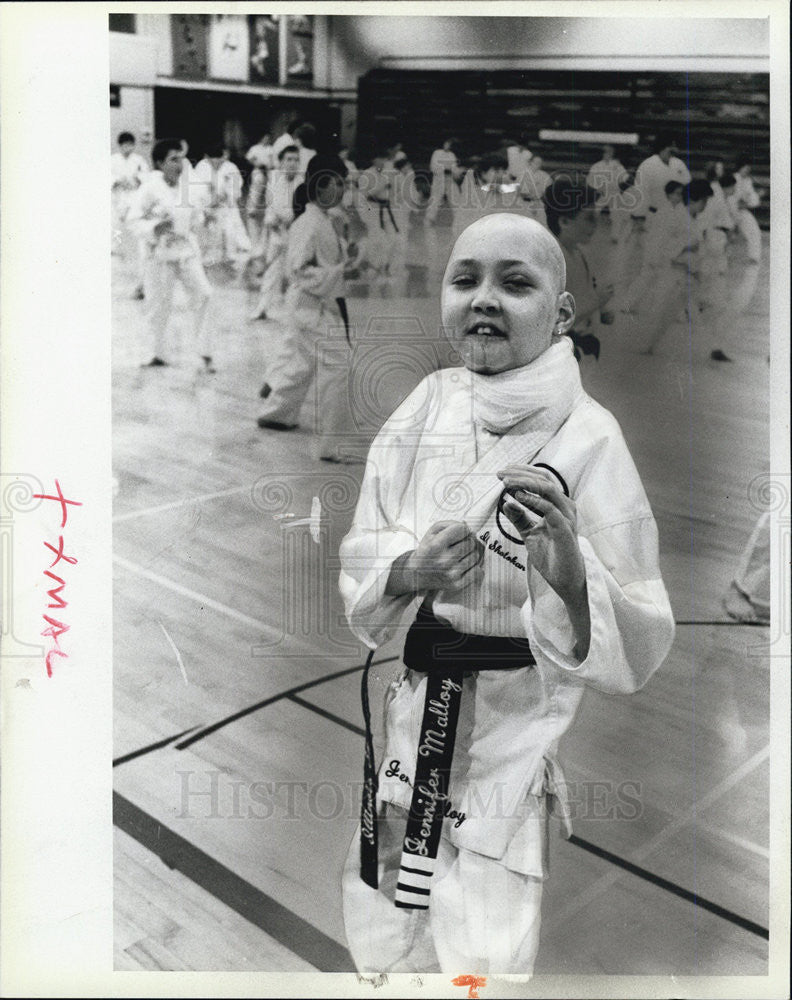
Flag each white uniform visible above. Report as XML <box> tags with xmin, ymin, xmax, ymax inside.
<box><xmin>126</xmin><ymin>170</ymin><xmax>213</xmax><ymax>363</ymax></box>
<box><xmin>586</xmin><ymin>156</ymin><xmax>631</xmax><ymax>245</ymax></box>
<box><xmin>110</xmin><ymin>150</ymin><xmax>150</xmax><ymax>275</ymax></box>
<box><xmin>632</xmin><ymin>153</ymin><xmax>691</xmax><ymax>217</ymax></box>
<box><xmin>728</xmin><ymin>174</ymin><xmax>762</xmax><ymax>262</ymax></box>
<box><xmin>339</xmin><ymin>339</ymin><xmax>674</xmax><ymax>973</ymax></box>
<box><xmin>506</xmin><ymin>144</ymin><xmax>532</xmax><ymax>183</ymax></box>
<box><xmin>623</xmin><ymin>198</ymin><xmax>689</xmax><ymax>313</ymax></box>
<box><xmin>453</xmin><ymin>172</ymin><xmax>544</xmax><ymax>240</ymax></box>
<box><xmin>357</xmin><ymin>165</ymin><xmax>400</xmax><ymax>275</ymax></box>
<box><xmin>426</xmin><ymin>148</ymin><xmax>459</xmax><ymax>224</ymax></box>
<box><xmin>192</xmin><ymin>158</ymin><xmax>251</xmax><ymax>269</ymax></box>
<box><xmin>251</xmin><ymin>168</ymin><xmax>302</xmax><ymax>319</ymax></box>
<box><xmin>257</xmin><ymin>202</ymin><xmax>354</xmax><ymax>458</ymax></box>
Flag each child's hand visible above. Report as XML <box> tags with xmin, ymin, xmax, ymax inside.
<box><xmin>497</xmin><ymin>466</ymin><xmax>585</xmax><ymax>605</ymax></box>
<box><xmin>395</xmin><ymin>522</ymin><xmax>484</xmax><ymax>595</ymax></box>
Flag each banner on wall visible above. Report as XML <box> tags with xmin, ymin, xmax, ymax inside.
<box><xmin>208</xmin><ymin>14</ymin><xmax>250</xmax><ymax>82</ymax></box>
<box><xmin>171</xmin><ymin>14</ymin><xmax>209</xmax><ymax>80</ymax></box>
<box><xmin>248</xmin><ymin>14</ymin><xmax>280</xmax><ymax>85</ymax></box>
<box><xmin>285</xmin><ymin>14</ymin><xmax>313</xmax><ymax>86</ymax></box>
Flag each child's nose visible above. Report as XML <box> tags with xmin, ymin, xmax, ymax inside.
<box><xmin>471</xmin><ymin>280</ymin><xmax>500</xmax><ymax>312</ymax></box>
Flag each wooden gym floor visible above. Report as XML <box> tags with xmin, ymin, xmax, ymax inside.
<box><xmin>112</xmin><ymin>214</ymin><xmax>771</xmax><ymax>975</ymax></box>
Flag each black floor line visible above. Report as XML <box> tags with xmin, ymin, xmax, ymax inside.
<box><xmin>113</xmin><ymin>725</ymin><xmax>203</xmax><ymax>767</ymax></box>
<box><xmin>114</xmin><ymin>791</ymin><xmax>356</xmax><ymax>972</ymax></box>
<box><xmin>675</xmin><ymin>620</ymin><xmax>768</xmax><ymax>627</ymax></box>
<box><xmin>287</xmin><ymin>693</ymin><xmax>366</xmax><ymax>737</ymax></box>
<box><xmin>568</xmin><ymin>834</ymin><xmax>769</xmax><ymax>940</ymax></box>
<box><xmin>174</xmin><ymin>656</ymin><xmax>398</xmax><ymax>751</ymax></box>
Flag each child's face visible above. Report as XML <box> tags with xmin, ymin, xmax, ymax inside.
<box><xmin>281</xmin><ymin>151</ymin><xmax>300</xmax><ymax>177</ymax></box>
<box><xmin>668</xmin><ymin>188</ymin><xmax>684</xmax><ymax>207</ymax></box>
<box><xmin>688</xmin><ymin>197</ymin><xmax>708</xmax><ymax>217</ymax></box>
<box><xmin>441</xmin><ymin>215</ymin><xmax>573</xmax><ymax>375</ymax></box>
<box><xmin>737</xmin><ymin>164</ymin><xmax>751</xmax><ymax>177</ymax></box>
<box><xmin>160</xmin><ymin>149</ymin><xmax>184</xmax><ymax>185</ymax></box>
<box><xmin>316</xmin><ymin>175</ymin><xmax>345</xmax><ymax>210</ymax></box>
<box><xmin>120</xmin><ymin>141</ymin><xmax>135</xmax><ymax>157</ymax></box>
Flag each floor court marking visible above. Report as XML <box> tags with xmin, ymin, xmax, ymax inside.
<box><xmin>113</xmin><ymin>555</ymin><xmax>286</xmax><ymax>644</ymax></box>
<box><xmin>113</xmin><ymin>726</ymin><xmax>203</xmax><ymax>768</ymax></box>
<box><xmin>114</xmin><ymin>791</ymin><xmax>354</xmax><ymax>972</ymax></box>
<box><xmin>567</xmin><ymin>834</ymin><xmax>768</xmax><ymax>940</ymax></box>
<box><xmin>545</xmin><ymin>743</ymin><xmax>770</xmax><ymax>933</ymax></box>
<box><xmin>174</xmin><ymin>656</ymin><xmax>398</xmax><ymax>750</ymax></box>
<box><xmin>287</xmin><ymin>692</ymin><xmax>366</xmax><ymax>737</ymax></box>
<box><xmin>113</xmin><ymin>485</ymin><xmax>253</xmax><ymax>523</ymax></box>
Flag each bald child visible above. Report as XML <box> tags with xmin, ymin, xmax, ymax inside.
<box><xmin>339</xmin><ymin>214</ymin><xmax>674</xmax><ymax>975</ymax></box>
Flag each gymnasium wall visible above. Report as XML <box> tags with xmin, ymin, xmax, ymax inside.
<box><xmin>324</xmin><ymin>15</ymin><xmax>769</xmax><ymax>89</ymax></box>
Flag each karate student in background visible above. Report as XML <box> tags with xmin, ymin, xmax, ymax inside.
<box><xmin>111</xmin><ymin>131</ymin><xmax>150</xmax><ymax>251</ymax></box>
<box><xmin>111</xmin><ymin>131</ymin><xmax>150</xmax><ymax>297</ymax></box>
<box><xmin>126</xmin><ymin>138</ymin><xmax>216</xmax><ymax>372</ymax></box>
<box><xmin>454</xmin><ymin>152</ymin><xmax>530</xmax><ymax>239</ymax></box>
<box><xmin>293</xmin><ymin>122</ymin><xmax>318</xmax><ymax>175</ymax></box>
<box><xmin>621</xmin><ymin>179</ymin><xmax>687</xmax><ymax>317</ymax></box>
<box><xmin>641</xmin><ymin>179</ymin><xmax>715</xmax><ymax>357</ymax></box>
<box><xmin>250</xmin><ymin>144</ymin><xmax>303</xmax><ymax>321</ymax></box>
<box><xmin>358</xmin><ymin>149</ymin><xmax>400</xmax><ymax>282</ymax></box>
<box><xmin>256</xmin><ymin>155</ymin><xmax>360</xmax><ymax>462</ymax></box>
<box><xmin>632</xmin><ymin>133</ymin><xmax>691</xmax><ymax>219</ymax></box>
<box><xmin>586</xmin><ymin>143</ymin><xmax>631</xmax><ymax>248</ymax></box>
<box><xmin>338</xmin><ymin>212</ymin><xmax>674</xmax><ymax>975</ymax></box>
<box><xmin>193</xmin><ymin>143</ymin><xmax>251</xmax><ymax>277</ymax></box>
<box><xmin>543</xmin><ymin>178</ymin><xmax>614</xmax><ymax>361</ymax></box>
<box><xmin>729</xmin><ymin>155</ymin><xmax>763</xmax><ymax>264</ymax></box>
<box><xmin>426</xmin><ymin>138</ymin><xmax>461</xmax><ymax>226</ymax></box>
<box><xmin>246</xmin><ymin>131</ymin><xmax>274</xmax><ymax>170</ymax></box>
<box><xmin>506</xmin><ymin>131</ymin><xmax>533</xmax><ymax>184</ymax></box>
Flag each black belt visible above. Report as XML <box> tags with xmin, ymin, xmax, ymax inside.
<box><xmin>335</xmin><ymin>296</ymin><xmax>350</xmax><ymax>345</ymax></box>
<box><xmin>368</xmin><ymin>197</ymin><xmax>399</xmax><ymax>233</ymax></box>
<box><xmin>360</xmin><ymin>603</ymin><xmax>535</xmax><ymax>908</ymax></box>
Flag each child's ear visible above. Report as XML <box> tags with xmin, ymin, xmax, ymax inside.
<box><xmin>555</xmin><ymin>292</ymin><xmax>576</xmax><ymax>336</ymax></box>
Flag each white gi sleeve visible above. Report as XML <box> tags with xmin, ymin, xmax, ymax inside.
<box><xmin>125</xmin><ymin>183</ymin><xmax>164</xmax><ymax>243</ymax></box>
<box><xmin>287</xmin><ymin>214</ymin><xmax>344</xmax><ymax>298</ymax></box>
<box><xmin>521</xmin><ymin>418</ymin><xmax>675</xmax><ymax>694</ymax></box>
<box><xmin>338</xmin><ymin>377</ymin><xmax>436</xmax><ymax>648</ymax></box>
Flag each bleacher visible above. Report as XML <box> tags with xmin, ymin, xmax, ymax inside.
<box><xmin>356</xmin><ymin>68</ymin><xmax>770</xmax><ymax>228</ymax></box>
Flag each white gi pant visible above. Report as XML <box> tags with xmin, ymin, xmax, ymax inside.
<box><xmin>258</xmin><ymin>288</ymin><xmax>354</xmax><ymax>458</ymax></box>
<box><xmin>736</xmin><ymin>208</ymin><xmax>762</xmax><ymax>263</ymax></box>
<box><xmin>252</xmin><ymin>232</ymin><xmax>288</xmax><ymax>318</ymax></box>
<box><xmin>342</xmin><ymin>803</ymin><xmax>544</xmax><ymax>974</ymax></box>
<box><xmin>144</xmin><ymin>253</ymin><xmax>213</xmax><ymax>361</ymax></box>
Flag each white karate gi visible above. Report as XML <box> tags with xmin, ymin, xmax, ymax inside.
<box><xmin>453</xmin><ymin>172</ymin><xmax>545</xmax><ymax>240</ymax></box>
<box><xmin>506</xmin><ymin>144</ymin><xmax>533</xmax><ymax>183</ymax></box>
<box><xmin>357</xmin><ymin>165</ymin><xmax>400</xmax><ymax>275</ymax></box>
<box><xmin>257</xmin><ymin>203</ymin><xmax>353</xmax><ymax>457</ymax></box>
<box><xmin>111</xmin><ymin>150</ymin><xmax>150</xmax><ymax>219</ymax></box>
<box><xmin>110</xmin><ymin>150</ymin><xmax>150</xmax><ymax>266</ymax></box>
<box><xmin>623</xmin><ymin>198</ymin><xmax>689</xmax><ymax>314</ymax></box>
<box><xmin>192</xmin><ymin>158</ymin><xmax>251</xmax><ymax>269</ymax></box>
<box><xmin>632</xmin><ymin>153</ymin><xmax>691</xmax><ymax>217</ymax></box>
<box><xmin>426</xmin><ymin>148</ymin><xmax>460</xmax><ymax>224</ymax></box>
<box><xmin>246</xmin><ymin>141</ymin><xmax>275</xmax><ymax>170</ymax></box>
<box><xmin>126</xmin><ymin>170</ymin><xmax>213</xmax><ymax>363</ymax></box>
<box><xmin>251</xmin><ymin>168</ymin><xmax>302</xmax><ymax>318</ymax></box>
<box><xmin>728</xmin><ymin>174</ymin><xmax>762</xmax><ymax>262</ymax></box>
<box><xmin>586</xmin><ymin>156</ymin><xmax>632</xmax><ymax>245</ymax></box>
<box><xmin>339</xmin><ymin>340</ymin><xmax>675</xmax><ymax>973</ymax></box>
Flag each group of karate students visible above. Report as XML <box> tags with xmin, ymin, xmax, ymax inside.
<box><xmin>111</xmin><ymin>122</ymin><xmax>766</xmax><ymax>975</ymax></box>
